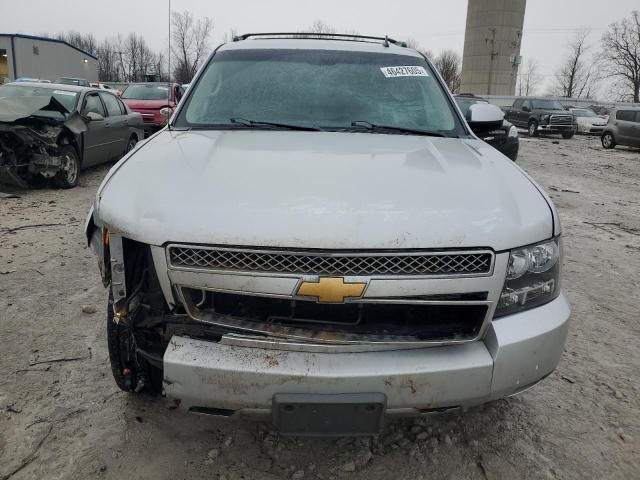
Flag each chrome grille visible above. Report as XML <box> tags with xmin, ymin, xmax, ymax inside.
<box><xmin>168</xmin><ymin>246</ymin><xmax>493</xmax><ymax>276</ymax></box>
<box><xmin>550</xmin><ymin>115</ymin><xmax>573</xmax><ymax>125</ymax></box>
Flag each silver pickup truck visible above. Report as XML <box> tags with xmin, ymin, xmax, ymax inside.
<box><xmin>86</xmin><ymin>33</ymin><xmax>570</xmax><ymax>436</ymax></box>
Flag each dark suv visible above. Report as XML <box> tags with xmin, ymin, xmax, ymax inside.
<box><xmin>454</xmin><ymin>94</ymin><xmax>519</xmax><ymax>161</ymax></box>
<box><xmin>505</xmin><ymin>98</ymin><xmax>576</xmax><ymax>139</ymax></box>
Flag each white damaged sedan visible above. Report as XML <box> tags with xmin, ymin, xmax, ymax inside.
<box><xmin>570</xmin><ymin>108</ymin><xmax>608</xmax><ymax>134</ymax></box>
<box><xmin>86</xmin><ymin>34</ymin><xmax>570</xmax><ymax>436</ymax></box>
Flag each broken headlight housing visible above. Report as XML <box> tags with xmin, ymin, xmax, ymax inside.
<box><xmin>494</xmin><ymin>237</ymin><xmax>561</xmax><ymax>318</ymax></box>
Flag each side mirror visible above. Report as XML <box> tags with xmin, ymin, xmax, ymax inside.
<box><xmin>466</xmin><ymin>103</ymin><xmax>504</xmax><ymax>134</ymax></box>
<box><xmin>85</xmin><ymin>111</ymin><xmax>104</xmax><ymax>122</ymax></box>
<box><xmin>522</xmin><ymin>106</ymin><xmax>531</xmax><ymax>112</ymax></box>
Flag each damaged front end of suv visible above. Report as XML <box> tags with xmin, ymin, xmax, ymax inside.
<box><xmin>0</xmin><ymin>95</ymin><xmax>87</xmax><ymax>188</ymax></box>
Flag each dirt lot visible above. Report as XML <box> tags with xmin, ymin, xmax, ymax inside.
<box><xmin>1</xmin><ymin>134</ymin><xmax>638</xmax><ymax>480</ymax></box>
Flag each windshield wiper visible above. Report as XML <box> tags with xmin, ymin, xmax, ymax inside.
<box><xmin>350</xmin><ymin>121</ymin><xmax>447</xmax><ymax>137</ymax></box>
<box><xmin>230</xmin><ymin>117</ymin><xmax>323</xmax><ymax>131</ymax></box>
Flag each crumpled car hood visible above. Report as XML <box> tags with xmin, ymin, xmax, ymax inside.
<box><xmin>0</xmin><ymin>95</ymin><xmax>87</xmax><ymax>134</ymax></box>
<box><xmin>0</xmin><ymin>95</ymin><xmax>67</xmax><ymax>122</ymax></box>
<box><xmin>96</xmin><ymin>130</ymin><xmax>554</xmax><ymax>251</ymax></box>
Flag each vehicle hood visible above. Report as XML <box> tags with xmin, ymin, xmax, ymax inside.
<box><xmin>576</xmin><ymin>117</ymin><xmax>607</xmax><ymax>126</ymax></box>
<box><xmin>0</xmin><ymin>95</ymin><xmax>69</xmax><ymax>123</ymax></box>
<box><xmin>121</xmin><ymin>99</ymin><xmax>171</xmax><ymax>110</ymax></box>
<box><xmin>96</xmin><ymin>130</ymin><xmax>554</xmax><ymax>251</ymax></box>
<box><xmin>533</xmin><ymin>109</ymin><xmax>574</xmax><ymax>117</ymax></box>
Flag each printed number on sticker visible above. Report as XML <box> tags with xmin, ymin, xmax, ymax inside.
<box><xmin>380</xmin><ymin>66</ymin><xmax>429</xmax><ymax>78</ymax></box>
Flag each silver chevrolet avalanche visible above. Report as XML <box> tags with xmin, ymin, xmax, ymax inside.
<box><xmin>86</xmin><ymin>34</ymin><xmax>570</xmax><ymax>436</ymax></box>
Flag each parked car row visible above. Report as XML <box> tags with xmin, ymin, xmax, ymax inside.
<box><xmin>500</xmin><ymin>96</ymin><xmax>640</xmax><ymax>151</ymax></box>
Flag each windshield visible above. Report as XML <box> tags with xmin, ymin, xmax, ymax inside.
<box><xmin>572</xmin><ymin>109</ymin><xmax>597</xmax><ymax>117</ymax></box>
<box><xmin>532</xmin><ymin>99</ymin><xmax>565</xmax><ymax>110</ymax></box>
<box><xmin>0</xmin><ymin>85</ymin><xmax>78</xmax><ymax>115</ymax></box>
<box><xmin>454</xmin><ymin>97</ymin><xmax>488</xmax><ymax>116</ymax></box>
<box><xmin>122</xmin><ymin>84</ymin><xmax>170</xmax><ymax>100</ymax></box>
<box><xmin>175</xmin><ymin>49</ymin><xmax>464</xmax><ymax>136</ymax></box>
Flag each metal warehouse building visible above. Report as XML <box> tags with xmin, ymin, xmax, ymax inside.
<box><xmin>0</xmin><ymin>33</ymin><xmax>98</xmax><ymax>84</ymax></box>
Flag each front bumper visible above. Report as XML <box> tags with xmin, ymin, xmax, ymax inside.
<box><xmin>537</xmin><ymin>124</ymin><xmax>576</xmax><ymax>134</ymax></box>
<box><xmin>163</xmin><ymin>293</ymin><xmax>570</xmax><ymax>415</ymax></box>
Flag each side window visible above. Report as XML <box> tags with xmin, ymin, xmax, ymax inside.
<box><xmin>616</xmin><ymin>110</ymin><xmax>634</xmax><ymax>122</ymax></box>
<box><xmin>82</xmin><ymin>94</ymin><xmax>106</xmax><ymax>117</ymax></box>
<box><xmin>117</xmin><ymin>97</ymin><xmax>128</xmax><ymax>115</ymax></box>
<box><xmin>100</xmin><ymin>93</ymin><xmax>122</xmax><ymax>117</ymax></box>
<box><xmin>513</xmin><ymin>99</ymin><xmax>523</xmax><ymax>109</ymax></box>
<box><xmin>522</xmin><ymin>100</ymin><xmax>531</xmax><ymax>111</ymax></box>
<box><xmin>635</xmin><ymin>111</ymin><xmax>640</xmax><ymax>123</ymax></box>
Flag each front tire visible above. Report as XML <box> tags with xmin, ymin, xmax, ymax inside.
<box><xmin>125</xmin><ymin>135</ymin><xmax>138</xmax><ymax>155</ymax></box>
<box><xmin>107</xmin><ymin>293</ymin><xmax>160</xmax><ymax>394</ymax></box>
<box><xmin>562</xmin><ymin>132</ymin><xmax>575</xmax><ymax>139</ymax></box>
<box><xmin>601</xmin><ymin>132</ymin><xmax>616</xmax><ymax>149</ymax></box>
<box><xmin>52</xmin><ymin>145</ymin><xmax>80</xmax><ymax>188</ymax></box>
<box><xmin>528</xmin><ymin>121</ymin><xmax>539</xmax><ymax>137</ymax></box>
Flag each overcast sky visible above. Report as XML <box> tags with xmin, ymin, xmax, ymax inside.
<box><xmin>1</xmin><ymin>0</ymin><xmax>638</xmax><ymax>94</ymax></box>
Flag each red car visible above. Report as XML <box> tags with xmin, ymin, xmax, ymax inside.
<box><xmin>121</xmin><ymin>83</ymin><xmax>184</xmax><ymax>136</ymax></box>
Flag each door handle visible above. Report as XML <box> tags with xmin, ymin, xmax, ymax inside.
<box><xmin>105</xmin><ymin>123</ymin><xmax>111</xmax><ymax>128</ymax></box>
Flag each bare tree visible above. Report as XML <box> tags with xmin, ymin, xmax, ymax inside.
<box><xmin>601</xmin><ymin>11</ymin><xmax>640</xmax><ymax>103</ymax></box>
<box><xmin>434</xmin><ymin>50</ymin><xmax>462</xmax><ymax>93</ymax></box>
<box><xmin>119</xmin><ymin>33</ymin><xmax>159</xmax><ymax>82</ymax></box>
<box><xmin>517</xmin><ymin>59</ymin><xmax>542</xmax><ymax>96</ymax></box>
<box><xmin>96</xmin><ymin>38</ymin><xmax>120</xmax><ymax>81</ymax></box>
<box><xmin>53</xmin><ymin>30</ymin><xmax>166</xmax><ymax>82</ymax></box>
<box><xmin>404</xmin><ymin>37</ymin><xmax>432</xmax><ymax>59</ymax></box>
<box><xmin>222</xmin><ymin>28</ymin><xmax>238</xmax><ymax>43</ymax></box>
<box><xmin>57</xmin><ymin>31</ymin><xmax>98</xmax><ymax>56</ymax></box>
<box><xmin>171</xmin><ymin>10</ymin><xmax>214</xmax><ymax>83</ymax></box>
<box><xmin>552</xmin><ymin>31</ymin><xmax>596</xmax><ymax>98</ymax></box>
<box><xmin>306</xmin><ymin>20</ymin><xmax>336</xmax><ymax>36</ymax></box>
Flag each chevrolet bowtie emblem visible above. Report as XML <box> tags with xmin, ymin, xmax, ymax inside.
<box><xmin>296</xmin><ymin>277</ymin><xmax>367</xmax><ymax>303</ymax></box>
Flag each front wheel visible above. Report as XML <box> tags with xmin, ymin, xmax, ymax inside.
<box><xmin>107</xmin><ymin>293</ymin><xmax>161</xmax><ymax>394</ymax></box>
<box><xmin>52</xmin><ymin>145</ymin><xmax>80</xmax><ymax>188</ymax></box>
<box><xmin>528</xmin><ymin>121</ymin><xmax>539</xmax><ymax>137</ymax></box>
<box><xmin>562</xmin><ymin>132</ymin><xmax>575</xmax><ymax>139</ymax></box>
<box><xmin>125</xmin><ymin>135</ymin><xmax>138</xmax><ymax>155</ymax></box>
<box><xmin>601</xmin><ymin>132</ymin><xmax>616</xmax><ymax>149</ymax></box>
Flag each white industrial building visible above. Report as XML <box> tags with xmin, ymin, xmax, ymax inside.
<box><xmin>0</xmin><ymin>33</ymin><xmax>98</xmax><ymax>84</ymax></box>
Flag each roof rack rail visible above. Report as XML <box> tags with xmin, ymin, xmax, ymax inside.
<box><xmin>232</xmin><ymin>32</ymin><xmax>407</xmax><ymax>47</ymax></box>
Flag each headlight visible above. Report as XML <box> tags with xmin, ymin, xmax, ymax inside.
<box><xmin>508</xmin><ymin>125</ymin><xmax>518</xmax><ymax>138</ymax></box>
<box><xmin>159</xmin><ymin>106</ymin><xmax>174</xmax><ymax>117</ymax></box>
<box><xmin>494</xmin><ymin>237</ymin><xmax>561</xmax><ymax>318</ymax></box>
<box><xmin>542</xmin><ymin>115</ymin><xmax>550</xmax><ymax>124</ymax></box>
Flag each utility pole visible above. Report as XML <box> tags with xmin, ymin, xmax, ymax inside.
<box><xmin>116</xmin><ymin>50</ymin><xmax>125</xmax><ymax>82</ymax></box>
<box><xmin>486</xmin><ymin>27</ymin><xmax>497</xmax><ymax>95</ymax></box>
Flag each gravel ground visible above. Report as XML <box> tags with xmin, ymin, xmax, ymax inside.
<box><xmin>0</xmin><ymin>134</ymin><xmax>638</xmax><ymax>480</ymax></box>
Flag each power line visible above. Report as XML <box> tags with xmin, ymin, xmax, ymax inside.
<box><xmin>401</xmin><ymin>27</ymin><xmax>607</xmax><ymax>39</ymax></box>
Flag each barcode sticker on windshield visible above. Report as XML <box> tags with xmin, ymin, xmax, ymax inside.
<box><xmin>380</xmin><ymin>66</ymin><xmax>429</xmax><ymax>78</ymax></box>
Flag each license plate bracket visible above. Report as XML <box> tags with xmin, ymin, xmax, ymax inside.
<box><xmin>272</xmin><ymin>393</ymin><xmax>386</xmax><ymax>436</ymax></box>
